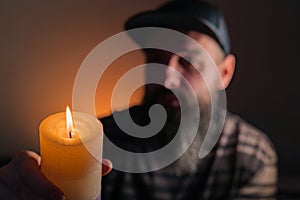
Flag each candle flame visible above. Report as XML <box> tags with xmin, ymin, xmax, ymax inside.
<box><xmin>66</xmin><ymin>106</ymin><xmax>74</xmax><ymax>138</ymax></box>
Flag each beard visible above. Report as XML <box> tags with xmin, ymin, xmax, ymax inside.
<box><xmin>143</xmin><ymin>85</ymin><xmax>215</xmax><ymax>176</ymax></box>
<box><xmin>164</xmin><ymin>104</ymin><xmax>211</xmax><ymax>176</ymax></box>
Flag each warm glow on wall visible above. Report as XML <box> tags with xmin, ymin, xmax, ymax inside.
<box><xmin>0</xmin><ymin>0</ymin><xmax>168</xmax><ymax>157</ymax></box>
<box><xmin>96</xmin><ymin>50</ymin><xmax>145</xmax><ymax>118</ymax></box>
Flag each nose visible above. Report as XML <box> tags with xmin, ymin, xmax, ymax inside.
<box><xmin>164</xmin><ymin>54</ymin><xmax>181</xmax><ymax>89</ymax></box>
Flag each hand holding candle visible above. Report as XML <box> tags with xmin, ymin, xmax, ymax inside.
<box><xmin>39</xmin><ymin>107</ymin><xmax>103</xmax><ymax>200</ymax></box>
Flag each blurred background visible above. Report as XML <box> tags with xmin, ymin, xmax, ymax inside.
<box><xmin>1</xmin><ymin>0</ymin><xmax>299</xmax><ymax>198</ymax></box>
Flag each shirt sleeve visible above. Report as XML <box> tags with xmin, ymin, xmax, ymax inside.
<box><xmin>237</xmin><ymin>163</ymin><xmax>278</xmax><ymax>199</ymax></box>
<box><xmin>234</xmin><ymin>121</ymin><xmax>278</xmax><ymax>200</ymax></box>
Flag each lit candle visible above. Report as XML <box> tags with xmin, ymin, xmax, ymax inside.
<box><xmin>39</xmin><ymin>106</ymin><xmax>103</xmax><ymax>200</ymax></box>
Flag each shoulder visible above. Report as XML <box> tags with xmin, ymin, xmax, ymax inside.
<box><xmin>100</xmin><ymin>106</ymin><xmax>144</xmax><ymax>130</ymax></box>
<box><xmin>100</xmin><ymin>105</ymin><xmax>144</xmax><ymax>121</ymax></box>
<box><xmin>222</xmin><ymin>112</ymin><xmax>277</xmax><ymax>166</ymax></box>
<box><xmin>222</xmin><ymin>113</ymin><xmax>279</xmax><ymax>196</ymax></box>
<box><xmin>99</xmin><ymin>105</ymin><xmax>148</xmax><ymax>150</ymax></box>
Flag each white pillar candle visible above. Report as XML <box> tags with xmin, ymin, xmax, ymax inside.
<box><xmin>39</xmin><ymin>107</ymin><xmax>103</xmax><ymax>200</ymax></box>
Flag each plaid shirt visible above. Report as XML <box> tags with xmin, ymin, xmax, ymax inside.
<box><xmin>100</xmin><ymin>106</ymin><xmax>278</xmax><ymax>200</ymax></box>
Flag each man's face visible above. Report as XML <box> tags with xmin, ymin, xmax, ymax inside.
<box><xmin>142</xmin><ymin>30</ymin><xmax>226</xmax><ymax>175</ymax></box>
<box><xmin>144</xmin><ymin>30</ymin><xmax>224</xmax><ymax>112</ymax></box>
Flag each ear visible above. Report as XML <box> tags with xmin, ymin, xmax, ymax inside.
<box><xmin>218</xmin><ymin>54</ymin><xmax>236</xmax><ymax>89</ymax></box>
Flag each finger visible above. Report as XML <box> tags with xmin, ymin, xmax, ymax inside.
<box><xmin>101</xmin><ymin>159</ymin><xmax>112</xmax><ymax>176</ymax></box>
<box><xmin>11</xmin><ymin>151</ymin><xmax>65</xmax><ymax>200</ymax></box>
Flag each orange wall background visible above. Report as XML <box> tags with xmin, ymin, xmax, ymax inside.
<box><xmin>0</xmin><ymin>0</ymin><xmax>168</xmax><ymax>157</ymax></box>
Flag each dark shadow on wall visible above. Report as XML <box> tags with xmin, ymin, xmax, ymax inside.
<box><xmin>210</xmin><ymin>0</ymin><xmax>300</xmax><ymax>198</ymax></box>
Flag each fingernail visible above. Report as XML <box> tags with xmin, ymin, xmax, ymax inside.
<box><xmin>50</xmin><ymin>190</ymin><xmax>65</xmax><ymax>200</ymax></box>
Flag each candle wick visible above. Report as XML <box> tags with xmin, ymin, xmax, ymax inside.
<box><xmin>69</xmin><ymin>131</ymin><xmax>72</xmax><ymax>138</ymax></box>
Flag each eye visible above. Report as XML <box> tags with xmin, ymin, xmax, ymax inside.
<box><xmin>179</xmin><ymin>56</ymin><xmax>192</xmax><ymax>67</ymax></box>
<box><xmin>178</xmin><ymin>56</ymin><xmax>203</xmax><ymax>74</ymax></box>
